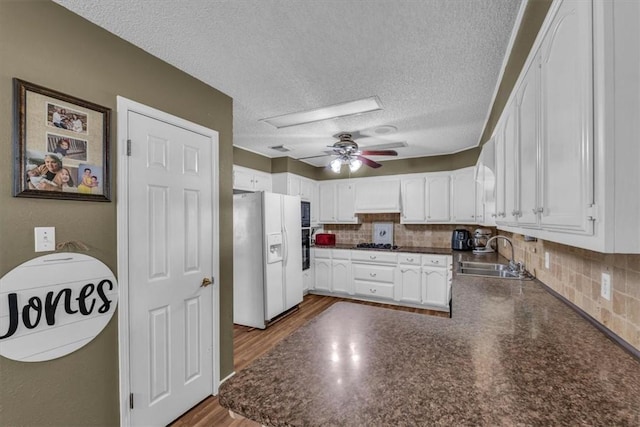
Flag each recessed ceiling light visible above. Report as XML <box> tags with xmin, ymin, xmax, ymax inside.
<box><xmin>373</xmin><ymin>125</ymin><xmax>397</xmax><ymax>135</ymax></box>
<box><xmin>260</xmin><ymin>96</ymin><xmax>383</xmax><ymax>129</ymax></box>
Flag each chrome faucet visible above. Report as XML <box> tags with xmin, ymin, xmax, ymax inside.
<box><xmin>484</xmin><ymin>235</ymin><xmax>518</xmax><ymax>271</ymax></box>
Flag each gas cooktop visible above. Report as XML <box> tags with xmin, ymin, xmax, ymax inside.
<box><xmin>355</xmin><ymin>243</ymin><xmax>399</xmax><ymax>251</ymax></box>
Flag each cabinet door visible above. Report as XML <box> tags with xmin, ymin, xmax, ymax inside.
<box><xmin>539</xmin><ymin>0</ymin><xmax>593</xmax><ymax>234</ymax></box>
<box><xmin>336</xmin><ymin>182</ymin><xmax>357</xmax><ymax>223</ymax></box>
<box><xmin>318</xmin><ymin>183</ymin><xmax>336</xmax><ymax>223</ymax></box>
<box><xmin>451</xmin><ymin>168</ymin><xmax>476</xmax><ymax>223</ymax></box>
<box><xmin>299</xmin><ymin>178</ymin><xmax>313</xmax><ymax>201</ymax></box>
<box><xmin>517</xmin><ymin>58</ymin><xmax>540</xmax><ymax>227</ymax></box>
<box><xmin>397</xmin><ymin>266</ymin><xmax>422</xmax><ymax>304</ymax></box>
<box><xmin>332</xmin><ymin>260</ymin><xmax>352</xmax><ymax>294</ymax></box>
<box><xmin>422</xmin><ymin>268</ymin><xmax>449</xmax><ymax>308</ymax></box>
<box><xmin>309</xmin><ymin>181</ymin><xmax>319</xmax><ymax>226</ymax></box>
<box><xmin>494</xmin><ymin>122</ymin><xmax>506</xmax><ymax>221</ymax></box>
<box><xmin>313</xmin><ymin>259</ymin><xmax>332</xmax><ymax>291</ymax></box>
<box><xmin>474</xmin><ymin>164</ymin><xmax>484</xmax><ymax>224</ymax></box>
<box><xmin>253</xmin><ymin>172</ymin><xmax>272</xmax><ymax>192</ymax></box>
<box><xmin>401</xmin><ymin>177</ymin><xmax>426</xmax><ymax>223</ymax></box>
<box><xmin>501</xmin><ymin>101</ymin><xmax>519</xmax><ymax>225</ymax></box>
<box><xmin>426</xmin><ymin>175</ymin><xmax>451</xmax><ymax>222</ymax></box>
<box><xmin>288</xmin><ymin>175</ymin><xmax>301</xmax><ymax>197</ymax></box>
<box><xmin>233</xmin><ymin>167</ymin><xmax>255</xmax><ymax>191</ymax></box>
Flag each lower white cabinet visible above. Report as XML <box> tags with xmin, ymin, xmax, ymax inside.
<box><xmin>332</xmin><ymin>259</ymin><xmax>352</xmax><ymax>294</ymax></box>
<box><xmin>396</xmin><ymin>266</ymin><xmax>422</xmax><ymax>304</ymax></box>
<box><xmin>309</xmin><ymin>249</ymin><xmax>452</xmax><ymax>312</ymax></box>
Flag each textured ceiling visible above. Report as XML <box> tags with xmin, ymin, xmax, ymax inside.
<box><xmin>54</xmin><ymin>0</ymin><xmax>523</xmax><ymax>167</ymax></box>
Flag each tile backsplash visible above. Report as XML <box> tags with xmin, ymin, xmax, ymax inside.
<box><xmin>322</xmin><ymin>213</ymin><xmax>478</xmax><ymax>248</ymax></box>
<box><xmin>322</xmin><ymin>214</ymin><xmax>640</xmax><ymax>352</ymax></box>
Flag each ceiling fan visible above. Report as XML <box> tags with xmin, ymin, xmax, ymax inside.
<box><xmin>298</xmin><ymin>133</ymin><xmax>400</xmax><ymax>172</ymax></box>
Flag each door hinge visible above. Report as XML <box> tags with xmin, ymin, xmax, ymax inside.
<box><xmin>126</xmin><ymin>139</ymin><xmax>132</xmax><ymax>156</ymax></box>
<box><xmin>130</xmin><ymin>393</ymin><xmax>134</xmax><ymax>409</ymax></box>
<box><xmin>587</xmin><ymin>204</ymin><xmax>598</xmax><ymax>221</ymax></box>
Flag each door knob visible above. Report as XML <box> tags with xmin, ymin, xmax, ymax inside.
<box><xmin>201</xmin><ymin>277</ymin><xmax>213</xmax><ymax>287</ymax></box>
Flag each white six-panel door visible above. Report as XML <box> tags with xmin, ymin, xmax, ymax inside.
<box><xmin>127</xmin><ymin>111</ymin><xmax>216</xmax><ymax>426</ymax></box>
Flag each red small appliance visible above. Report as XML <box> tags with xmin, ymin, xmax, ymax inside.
<box><xmin>315</xmin><ymin>233</ymin><xmax>336</xmax><ymax>246</ymax></box>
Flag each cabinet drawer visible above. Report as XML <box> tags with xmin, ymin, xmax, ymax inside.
<box><xmin>397</xmin><ymin>253</ymin><xmax>420</xmax><ymax>265</ymax></box>
<box><xmin>332</xmin><ymin>249</ymin><xmax>351</xmax><ymax>260</ymax></box>
<box><xmin>314</xmin><ymin>248</ymin><xmax>331</xmax><ymax>259</ymax></box>
<box><xmin>352</xmin><ymin>263</ymin><xmax>395</xmax><ymax>283</ymax></box>
<box><xmin>354</xmin><ymin>281</ymin><xmax>395</xmax><ymax>299</ymax></box>
<box><xmin>351</xmin><ymin>250</ymin><xmax>397</xmax><ymax>264</ymax></box>
<box><xmin>422</xmin><ymin>254</ymin><xmax>449</xmax><ymax>267</ymax></box>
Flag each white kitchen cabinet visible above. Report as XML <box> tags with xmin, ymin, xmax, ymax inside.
<box><xmin>354</xmin><ymin>178</ymin><xmax>401</xmax><ymax>213</ymax></box>
<box><xmin>273</xmin><ymin>173</ymin><xmax>319</xmax><ymax>226</ymax></box>
<box><xmin>318</xmin><ymin>181</ymin><xmax>358</xmax><ymax>224</ymax></box>
<box><xmin>451</xmin><ymin>167</ymin><xmax>476</xmax><ymax>223</ymax></box>
<box><xmin>516</xmin><ymin>56</ymin><xmax>540</xmax><ymax>227</ymax></box>
<box><xmin>233</xmin><ymin>165</ymin><xmax>272</xmax><ymax>192</ymax></box>
<box><xmin>303</xmin><ymin>248</ymin><xmax>314</xmax><ymax>293</ymax></box>
<box><xmin>313</xmin><ymin>250</ymin><xmax>332</xmax><ymax>292</ymax></box>
<box><xmin>421</xmin><ymin>254</ymin><xmax>452</xmax><ymax>309</ymax></box>
<box><xmin>396</xmin><ymin>265</ymin><xmax>422</xmax><ymax>304</ymax></box>
<box><xmin>503</xmin><ymin>100</ymin><xmax>519</xmax><ymax>226</ymax></box>
<box><xmin>425</xmin><ymin>174</ymin><xmax>451</xmax><ymax>222</ymax></box>
<box><xmin>475</xmin><ymin>139</ymin><xmax>496</xmax><ymax>227</ymax></box>
<box><xmin>400</xmin><ymin>177</ymin><xmax>426</xmax><ymax>223</ymax></box>
<box><xmin>538</xmin><ymin>0</ymin><xmax>593</xmax><ymax>234</ymax></box>
<box><xmin>422</xmin><ymin>268</ymin><xmax>450</xmax><ymax>308</ymax></box>
<box><xmin>329</xmin><ymin>250</ymin><xmax>351</xmax><ymax>295</ymax></box>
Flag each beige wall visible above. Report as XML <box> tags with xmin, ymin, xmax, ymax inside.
<box><xmin>497</xmin><ymin>232</ymin><xmax>640</xmax><ymax>351</ymax></box>
<box><xmin>0</xmin><ymin>2</ymin><xmax>234</xmax><ymax>425</ymax></box>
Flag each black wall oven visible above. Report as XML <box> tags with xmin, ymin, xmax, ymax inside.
<box><xmin>301</xmin><ymin>229</ymin><xmax>310</xmax><ymax>270</ymax></box>
<box><xmin>301</xmin><ymin>201</ymin><xmax>310</xmax><ymax>228</ymax></box>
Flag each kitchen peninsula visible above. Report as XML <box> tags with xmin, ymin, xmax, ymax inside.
<box><xmin>219</xmin><ymin>252</ymin><xmax>640</xmax><ymax>425</ymax></box>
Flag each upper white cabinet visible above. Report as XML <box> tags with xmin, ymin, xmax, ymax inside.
<box><xmin>318</xmin><ymin>181</ymin><xmax>358</xmax><ymax>224</ymax></box>
<box><xmin>273</xmin><ymin>173</ymin><xmax>319</xmax><ymax>225</ymax></box>
<box><xmin>475</xmin><ymin>139</ymin><xmax>496</xmax><ymax>227</ymax></box>
<box><xmin>450</xmin><ymin>167</ymin><xmax>476</xmax><ymax>223</ymax></box>
<box><xmin>355</xmin><ymin>178</ymin><xmax>401</xmax><ymax>213</ymax></box>
<box><xmin>538</xmin><ymin>0</ymin><xmax>593</xmax><ymax>234</ymax></box>
<box><xmin>400</xmin><ymin>177</ymin><xmax>426</xmax><ymax>223</ymax></box>
<box><xmin>425</xmin><ymin>174</ymin><xmax>451</xmax><ymax>222</ymax></box>
<box><xmin>491</xmin><ymin>0</ymin><xmax>640</xmax><ymax>253</ymax></box>
<box><xmin>233</xmin><ymin>165</ymin><xmax>272</xmax><ymax>192</ymax></box>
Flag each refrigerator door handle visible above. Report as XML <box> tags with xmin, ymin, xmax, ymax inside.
<box><xmin>282</xmin><ymin>227</ymin><xmax>288</xmax><ymax>265</ymax></box>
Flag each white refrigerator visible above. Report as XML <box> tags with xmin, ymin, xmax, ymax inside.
<box><xmin>233</xmin><ymin>191</ymin><xmax>303</xmax><ymax>328</ymax></box>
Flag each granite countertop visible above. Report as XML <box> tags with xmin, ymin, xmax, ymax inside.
<box><xmin>219</xmin><ymin>253</ymin><xmax>640</xmax><ymax>425</ymax></box>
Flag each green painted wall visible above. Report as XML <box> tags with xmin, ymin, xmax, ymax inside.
<box><xmin>0</xmin><ymin>1</ymin><xmax>234</xmax><ymax>425</ymax></box>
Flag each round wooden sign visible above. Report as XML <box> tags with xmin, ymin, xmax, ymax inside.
<box><xmin>0</xmin><ymin>253</ymin><xmax>118</xmax><ymax>362</ymax></box>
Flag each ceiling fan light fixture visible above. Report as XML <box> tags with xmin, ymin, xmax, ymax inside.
<box><xmin>330</xmin><ymin>158</ymin><xmax>342</xmax><ymax>173</ymax></box>
<box><xmin>260</xmin><ymin>96</ymin><xmax>383</xmax><ymax>129</ymax></box>
<box><xmin>349</xmin><ymin>158</ymin><xmax>362</xmax><ymax>172</ymax></box>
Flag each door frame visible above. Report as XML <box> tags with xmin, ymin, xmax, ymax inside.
<box><xmin>116</xmin><ymin>96</ymin><xmax>220</xmax><ymax>426</ymax></box>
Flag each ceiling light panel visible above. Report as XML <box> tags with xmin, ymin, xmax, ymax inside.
<box><xmin>261</xmin><ymin>96</ymin><xmax>383</xmax><ymax>129</ymax></box>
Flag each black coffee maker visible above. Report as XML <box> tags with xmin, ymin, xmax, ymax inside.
<box><xmin>451</xmin><ymin>229</ymin><xmax>473</xmax><ymax>251</ymax></box>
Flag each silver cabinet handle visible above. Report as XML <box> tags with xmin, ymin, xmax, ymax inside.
<box><xmin>369</xmin><ymin>255</ymin><xmax>376</xmax><ymax>260</ymax></box>
<box><xmin>369</xmin><ymin>288</ymin><xmax>377</xmax><ymax>293</ymax></box>
<box><xmin>431</xmin><ymin>260</ymin><xmax>440</xmax><ymax>264</ymax></box>
<box><xmin>370</xmin><ymin>272</ymin><xmax>377</xmax><ymax>277</ymax></box>
<box><xmin>491</xmin><ymin>213</ymin><xmax>497</xmax><ymax>217</ymax></box>
<box><xmin>407</xmin><ymin>258</ymin><xmax>414</xmax><ymax>262</ymax></box>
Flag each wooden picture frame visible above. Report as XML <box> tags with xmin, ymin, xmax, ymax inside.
<box><xmin>13</xmin><ymin>78</ymin><xmax>111</xmax><ymax>202</ymax></box>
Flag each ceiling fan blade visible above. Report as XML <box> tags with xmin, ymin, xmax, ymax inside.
<box><xmin>356</xmin><ymin>155</ymin><xmax>382</xmax><ymax>169</ymax></box>
<box><xmin>360</xmin><ymin>141</ymin><xmax>407</xmax><ymax>150</ymax></box>
<box><xmin>360</xmin><ymin>150</ymin><xmax>398</xmax><ymax>156</ymax></box>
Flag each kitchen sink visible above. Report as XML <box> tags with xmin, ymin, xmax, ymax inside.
<box><xmin>457</xmin><ymin>261</ymin><xmax>532</xmax><ymax>280</ymax></box>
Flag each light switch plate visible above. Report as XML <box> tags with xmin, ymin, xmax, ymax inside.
<box><xmin>35</xmin><ymin>227</ymin><xmax>55</xmax><ymax>252</ymax></box>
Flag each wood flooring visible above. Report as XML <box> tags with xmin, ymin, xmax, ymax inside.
<box><xmin>169</xmin><ymin>294</ymin><xmax>446</xmax><ymax>426</ymax></box>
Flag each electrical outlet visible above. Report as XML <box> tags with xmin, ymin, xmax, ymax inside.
<box><xmin>544</xmin><ymin>252</ymin><xmax>550</xmax><ymax>269</ymax></box>
<box><xmin>34</xmin><ymin>227</ymin><xmax>55</xmax><ymax>252</ymax></box>
<box><xmin>601</xmin><ymin>272</ymin><xmax>611</xmax><ymax>301</ymax></box>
